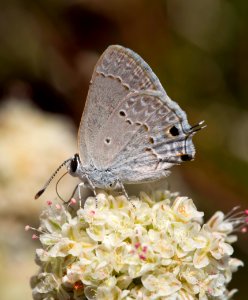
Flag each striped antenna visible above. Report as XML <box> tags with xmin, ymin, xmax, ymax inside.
<box><xmin>34</xmin><ymin>157</ymin><xmax>72</xmax><ymax>199</ymax></box>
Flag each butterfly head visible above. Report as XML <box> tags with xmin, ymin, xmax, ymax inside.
<box><xmin>67</xmin><ymin>153</ymin><xmax>81</xmax><ymax>176</ymax></box>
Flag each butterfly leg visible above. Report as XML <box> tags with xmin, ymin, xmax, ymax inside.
<box><xmin>117</xmin><ymin>180</ymin><xmax>129</xmax><ymax>199</ymax></box>
<box><xmin>117</xmin><ymin>179</ymin><xmax>135</xmax><ymax>208</ymax></box>
<box><xmin>61</xmin><ymin>183</ymin><xmax>82</xmax><ymax>209</ymax></box>
<box><xmin>67</xmin><ymin>183</ymin><xmax>80</xmax><ymax>203</ymax></box>
<box><xmin>84</xmin><ymin>175</ymin><xmax>98</xmax><ymax>208</ymax></box>
<box><xmin>67</xmin><ymin>180</ymin><xmax>94</xmax><ymax>208</ymax></box>
<box><xmin>77</xmin><ymin>182</ymin><xmax>86</xmax><ymax>208</ymax></box>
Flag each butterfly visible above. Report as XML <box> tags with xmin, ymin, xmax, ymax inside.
<box><xmin>35</xmin><ymin>45</ymin><xmax>204</xmax><ymax>200</ymax></box>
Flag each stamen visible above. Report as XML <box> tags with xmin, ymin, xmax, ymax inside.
<box><xmin>224</xmin><ymin>206</ymin><xmax>241</xmax><ymax>219</ymax></box>
<box><xmin>70</xmin><ymin>198</ymin><xmax>77</xmax><ymax>205</ymax></box>
<box><xmin>222</xmin><ymin>207</ymin><xmax>248</xmax><ymax>234</ymax></box>
<box><xmin>46</xmin><ymin>200</ymin><xmax>53</xmax><ymax>206</ymax></box>
<box><xmin>25</xmin><ymin>225</ymin><xmax>44</xmax><ymax>234</ymax></box>
<box><xmin>56</xmin><ymin>204</ymin><xmax>61</xmax><ymax>210</ymax></box>
<box><xmin>233</xmin><ymin>223</ymin><xmax>247</xmax><ymax>233</ymax></box>
<box><xmin>139</xmin><ymin>254</ymin><xmax>146</xmax><ymax>260</ymax></box>
<box><xmin>142</xmin><ymin>246</ymin><xmax>148</xmax><ymax>253</ymax></box>
<box><xmin>32</xmin><ymin>234</ymin><xmax>39</xmax><ymax>240</ymax></box>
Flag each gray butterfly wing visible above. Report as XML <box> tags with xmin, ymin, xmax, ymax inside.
<box><xmin>78</xmin><ymin>45</ymin><xmax>195</xmax><ymax>183</ymax></box>
<box><xmin>78</xmin><ymin>45</ymin><xmax>167</xmax><ymax>166</ymax></box>
<box><xmin>109</xmin><ymin>91</ymin><xmax>196</xmax><ymax>183</ymax></box>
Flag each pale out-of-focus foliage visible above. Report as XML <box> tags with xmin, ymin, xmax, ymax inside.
<box><xmin>0</xmin><ymin>100</ymin><xmax>77</xmax><ymax>300</ymax></box>
<box><xmin>0</xmin><ymin>100</ymin><xmax>77</xmax><ymax>217</ymax></box>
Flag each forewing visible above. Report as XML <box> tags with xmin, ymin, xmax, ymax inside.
<box><xmin>78</xmin><ymin>45</ymin><xmax>165</xmax><ymax>165</ymax></box>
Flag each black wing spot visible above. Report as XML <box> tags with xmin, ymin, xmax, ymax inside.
<box><xmin>181</xmin><ymin>154</ymin><xmax>193</xmax><ymax>161</ymax></box>
<box><xmin>105</xmin><ymin>138</ymin><xmax>111</xmax><ymax>144</ymax></box>
<box><xmin>145</xmin><ymin>147</ymin><xmax>152</xmax><ymax>152</ymax></box>
<box><xmin>169</xmin><ymin>126</ymin><xmax>179</xmax><ymax>136</ymax></box>
<box><xmin>126</xmin><ymin>119</ymin><xmax>132</xmax><ymax>125</ymax></box>
<box><xmin>119</xmin><ymin>110</ymin><xmax>126</xmax><ymax>117</ymax></box>
<box><xmin>143</xmin><ymin>124</ymin><xmax>149</xmax><ymax>131</ymax></box>
<box><xmin>149</xmin><ymin>137</ymin><xmax>154</xmax><ymax>144</ymax></box>
<box><xmin>135</xmin><ymin>122</ymin><xmax>141</xmax><ymax>126</ymax></box>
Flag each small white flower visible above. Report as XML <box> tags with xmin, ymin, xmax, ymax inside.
<box><xmin>142</xmin><ymin>270</ymin><xmax>182</xmax><ymax>297</ymax></box>
<box><xmin>193</xmin><ymin>225</ymin><xmax>234</xmax><ymax>269</ymax></box>
<box><xmin>148</xmin><ymin>229</ymin><xmax>174</xmax><ymax>259</ymax></box>
<box><xmin>171</xmin><ymin>196</ymin><xmax>204</xmax><ymax>222</ymax></box>
<box><xmin>207</xmin><ymin>211</ymin><xmax>233</xmax><ymax>234</ymax></box>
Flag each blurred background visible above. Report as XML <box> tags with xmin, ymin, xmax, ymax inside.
<box><xmin>0</xmin><ymin>0</ymin><xmax>247</xmax><ymax>299</ymax></box>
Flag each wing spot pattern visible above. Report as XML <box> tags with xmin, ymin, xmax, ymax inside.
<box><xmin>169</xmin><ymin>126</ymin><xmax>179</xmax><ymax>136</ymax></box>
<box><xmin>119</xmin><ymin>110</ymin><xmax>126</xmax><ymax>117</ymax></box>
<box><xmin>181</xmin><ymin>154</ymin><xmax>193</xmax><ymax>161</ymax></box>
<box><xmin>143</xmin><ymin>124</ymin><xmax>149</xmax><ymax>131</ymax></box>
<box><xmin>97</xmin><ymin>71</ymin><xmax>130</xmax><ymax>90</ymax></box>
<box><xmin>144</xmin><ymin>147</ymin><xmax>159</xmax><ymax>163</ymax></box>
<box><xmin>149</xmin><ymin>137</ymin><xmax>154</xmax><ymax>144</ymax></box>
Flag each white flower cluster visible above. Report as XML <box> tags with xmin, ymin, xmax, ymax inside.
<box><xmin>30</xmin><ymin>191</ymin><xmax>245</xmax><ymax>300</ymax></box>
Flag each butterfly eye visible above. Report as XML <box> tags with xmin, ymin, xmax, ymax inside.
<box><xmin>70</xmin><ymin>156</ymin><xmax>78</xmax><ymax>172</ymax></box>
<box><xmin>169</xmin><ymin>126</ymin><xmax>179</xmax><ymax>136</ymax></box>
